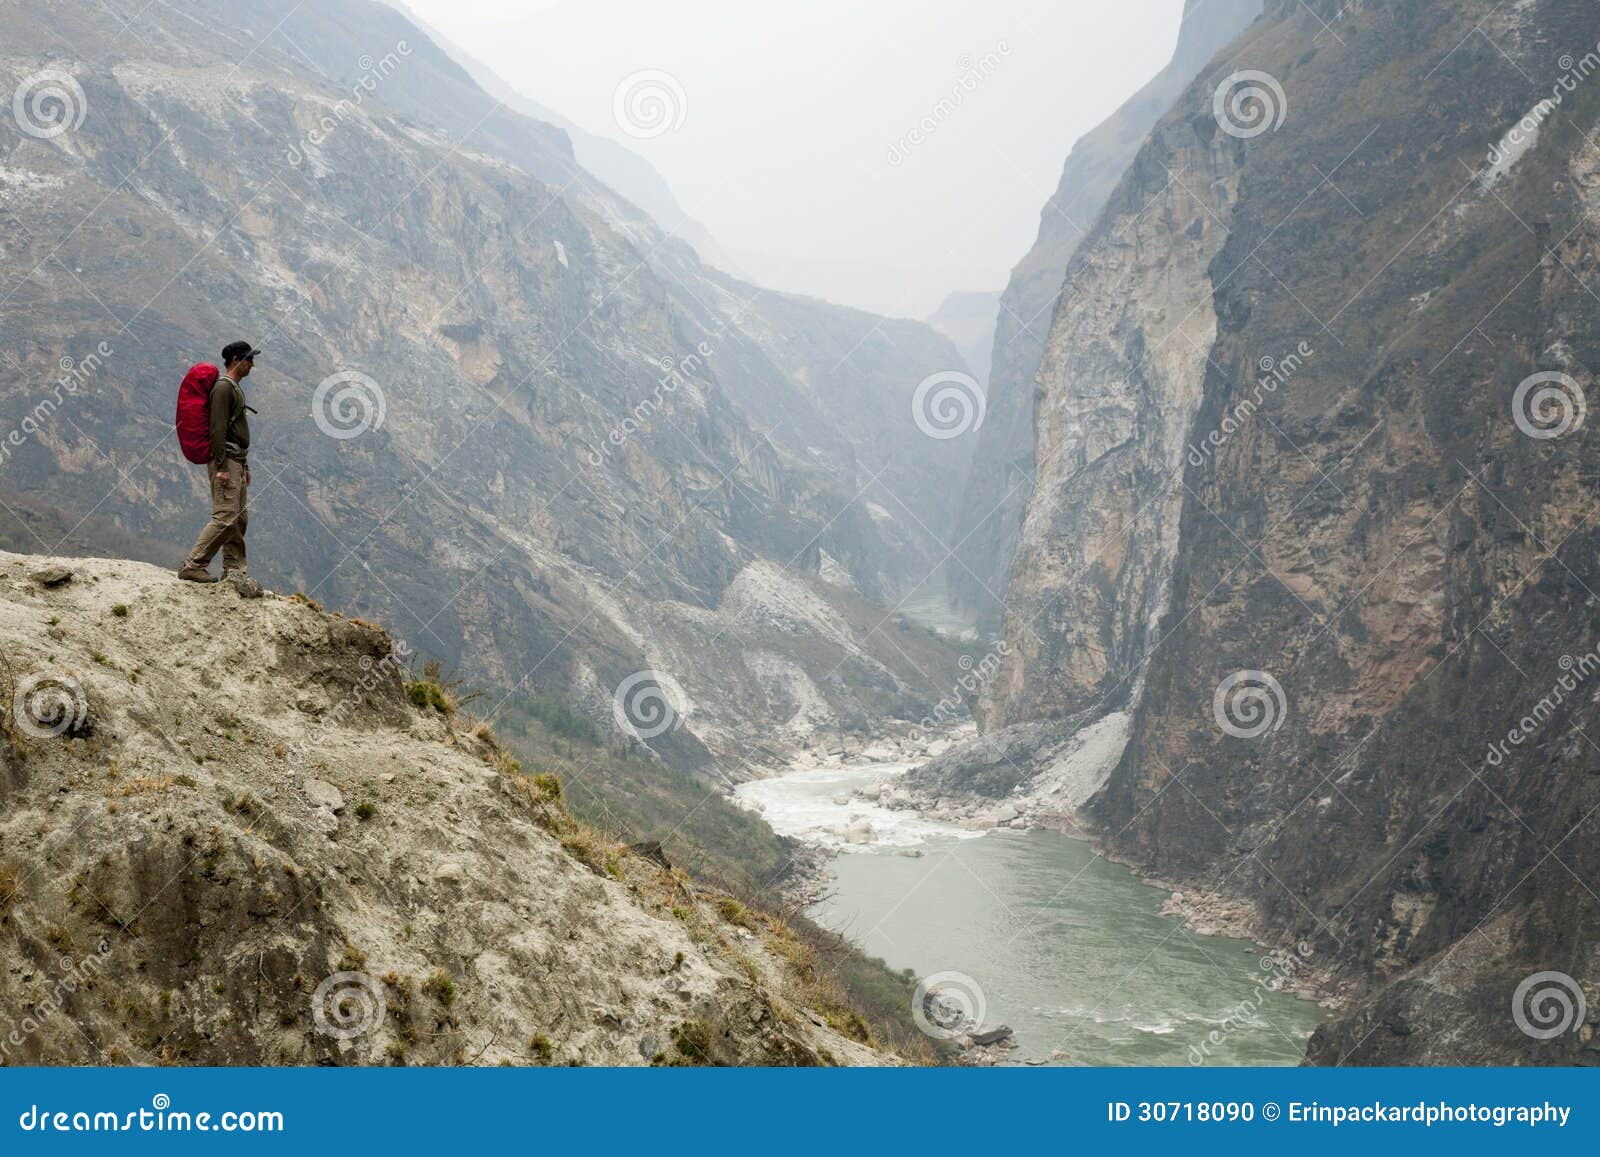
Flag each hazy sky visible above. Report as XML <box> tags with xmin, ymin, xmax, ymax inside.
<box><xmin>398</xmin><ymin>0</ymin><xmax>1186</xmax><ymax>318</ymax></box>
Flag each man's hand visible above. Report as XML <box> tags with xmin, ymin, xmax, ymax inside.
<box><xmin>216</xmin><ymin>469</ymin><xmax>231</xmax><ymax>486</ymax></box>
<box><xmin>244</xmin><ymin>468</ymin><xmax>251</xmax><ymax>486</ymax></box>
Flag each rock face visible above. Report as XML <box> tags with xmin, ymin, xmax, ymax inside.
<box><xmin>0</xmin><ymin>551</ymin><xmax>884</xmax><ymax>1065</ymax></box>
<box><xmin>948</xmin><ymin>0</ymin><xmax>1264</xmax><ymax>630</ymax></box>
<box><xmin>1002</xmin><ymin>0</ymin><xmax>1600</xmax><ymax>1063</ymax></box>
<box><xmin>0</xmin><ymin>0</ymin><xmax>970</xmax><ymax>763</ymax></box>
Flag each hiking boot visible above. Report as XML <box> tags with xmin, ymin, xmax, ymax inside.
<box><xmin>224</xmin><ymin>569</ymin><xmax>263</xmax><ymax>599</ymax></box>
<box><xmin>178</xmin><ymin>566</ymin><xmax>220</xmax><ymax>584</ymax></box>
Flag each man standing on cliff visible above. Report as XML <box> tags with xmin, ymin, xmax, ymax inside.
<box><xmin>179</xmin><ymin>341</ymin><xmax>262</xmax><ymax>596</ymax></box>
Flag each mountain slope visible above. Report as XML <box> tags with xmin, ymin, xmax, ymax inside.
<box><xmin>996</xmin><ymin>0</ymin><xmax>1600</xmax><ymax>1064</ymax></box>
<box><xmin>0</xmin><ymin>0</ymin><xmax>969</xmax><ymax>765</ymax></box>
<box><xmin>382</xmin><ymin>0</ymin><xmax>739</xmax><ymax>273</ymax></box>
<box><xmin>947</xmin><ymin>0</ymin><xmax>1264</xmax><ymax>629</ymax></box>
<box><xmin>0</xmin><ymin>552</ymin><xmax>890</xmax><ymax>1065</ymax></box>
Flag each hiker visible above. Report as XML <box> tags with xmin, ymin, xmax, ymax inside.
<box><xmin>178</xmin><ymin>341</ymin><xmax>261</xmax><ymax>594</ymax></box>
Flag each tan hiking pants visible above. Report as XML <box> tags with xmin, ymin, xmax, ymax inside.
<box><xmin>184</xmin><ymin>459</ymin><xmax>249</xmax><ymax>573</ymax></box>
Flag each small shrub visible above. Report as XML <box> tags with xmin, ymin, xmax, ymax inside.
<box><xmin>559</xmin><ymin>826</ymin><xmax>622</xmax><ymax>878</ymax></box>
<box><xmin>110</xmin><ymin>604</ymin><xmax>129</xmax><ymax>618</ymax></box>
<box><xmin>529</xmin><ymin>1034</ymin><xmax>554</xmax><ymax>1062</ymax></box>
<box><xmin>354</xmin><ymin>801</ymin><xmax>377</xmax><ymax>821</ymax></box>
<box><xmin>405</xmin><ymin>680</ymin><xmax>452</xmax><ymax>714</ymax></box>
<box><xmin>422</xmin><ymin>969</ymin><xmax>456</xmax><ymax>1006</ymax></box>
<box><xmin>716</xmin><ymin>897</ymin><xmax>758</xmax><ymax>930</ymax></box>
<box><xmin>338</xmin><ymin>943</ymin><xmax>368</xmax><ymax>972</ymax></box>
<box><xmin>671</xmin><ymin>1019</ymin><xmax>714</xmax><ymax>1065</ymax></box>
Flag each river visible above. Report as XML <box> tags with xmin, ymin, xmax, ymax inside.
<box><xmin>735</xmin><ymin>755</ymin><xmax>1327</xmax><ymax>1066</ymax></box>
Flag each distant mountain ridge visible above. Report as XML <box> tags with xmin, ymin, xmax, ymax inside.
<box><xmin>0</xmin><ymin>0</ymin><xmax>971</xmax><ymax>763</ymax></box>
<box><xmin>382</xmin><ymin>0</ymin><xmax>740</xmax><ymax>273</ymax></box>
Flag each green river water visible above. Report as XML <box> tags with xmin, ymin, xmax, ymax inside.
<box><xmin>736</xmin><ymin>758</ymin><xmax>1326</xmax><ymax>1065</ymax></box>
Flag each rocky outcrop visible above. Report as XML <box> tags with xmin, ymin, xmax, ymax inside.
<box><xmin>1002</xmin><ymin>0</ymin><xmax>1600</xmax><ymax>1063</ymax></box>
<box><xmin>948</xmin><ymin>0</ymin><xmax>1264</xmax><ymax>630</ymax></box>
<box><xmin>0</xmin><ymin>551</ymin><xmax>888</xmax><ymax>1065</ymax></box>
<box><xmin>0</xmin><ymin>0</ymin><xmax>968</xmax><ymax>762</ymax></box>
<box><xmin>985</xmin><ymin>89</ymin><xmax>1243</xmax><ymax>727</ymax></box>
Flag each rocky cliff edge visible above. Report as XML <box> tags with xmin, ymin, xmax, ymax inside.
<box><xmin>0</xmin><ymin>551</ymin><xmax>888</xmax><ymax>1066</ymax></box>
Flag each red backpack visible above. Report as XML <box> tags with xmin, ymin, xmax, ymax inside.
<box><xmin>175</xmin><ymin>363</ymin><xmax>219</xmax><ymax>464</ymax></box>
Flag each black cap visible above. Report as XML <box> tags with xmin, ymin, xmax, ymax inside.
<box><xmin>221</xmin><ymin>341</ymin><xmax>260</xmax><ymax>365</ymax></box>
